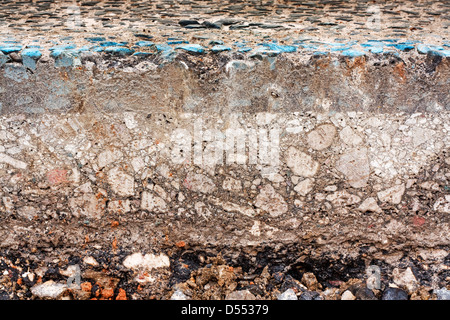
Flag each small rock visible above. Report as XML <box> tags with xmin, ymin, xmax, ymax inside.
<box><xmin>335</xmin><ymin>148</ymin><xmax>370</xmax><ymax>188</ymax></box>
<box><xmin>108</xmin><ymin>167</ymin><xmax>135</xmax><ymax>196</ymax></box>
<box><xmin>301</xmin><ymin>272</ymin><xmax>320</xmax><ymax>291</ymax></box>
<box><xmin>285</xmin><ymin>147</ymin><xmax>319</xmax><ymax>177</ymax></box>
<box><xmin>254</xmin><ymin>184</ymin><xmax>288</xmax><ymax>217</ymax></box>
<box><xmin>341</xmin><ymin>290</ymin><xmax>356</xmax><ymax>300</ymax></box>
<box><xmin>392</xmin><ymin>267</ymin><xmax>418</xmax><ymax>293</ymax></box>
<box><xmin>355</xmin><ymin>287</ymin><xmax>377</xmax><ymax>300</ymax></box>
<box><xmin>434</xmin><ymin>288</ymin><xmax>450</xmax><ymax>300</ymax></box>
<box><xmin>123</xmin><ymin>252</ymin><xmax>170</xmax><ymax>271</ymax></box>
<box><xmin>339</xmin><ymin>126</ymin><xmax>363</xmax><ymax>146</ymax></box>
<box><xmin>277</xmin><ymin>288</ymin><xmax>298</xmax><ymax>300</ymax></box>
<box><xmin>382</xmin><ymin>287</ymin><xmax>409</xmax><ymax>300</ymax></box>
<box><xmin>294</xmin><ymin>178</ymin><xmax>315</xmax><ymax>196</ymax></box>
<box><xmin>31</xmin><ymin>280</ymin><xmax>68</xmax><ymax>299</ymax></box>
<box><xmin>299</xmin><ymin>291</ymin><xmax>321</xmax><ymax>300</ymax></box>
<box><xmin>171</xmin><ymin>289</ymin><xmax>189</xmax><ymax>300</ymax></box>
<box><xmin>225</xmin><ymin>290</ymin><xmax>256</xmax><ymax>300</ymax></box>
<box><xmin>358</xmin><ymin>197</ymin><xmax>383</xmax><ymax>214</ymax></box>
<box><xmin>83</xmin><ymin>256</ymin><xmax>99</xmax><ymax>267</ymax></box>
<box><xmin>377</xmin><ymin>184</ymin><xmax>406</xmax><ymax>204</ymax></box>
<box><xmin>307</xmin><ymin>124</ymin><xmax>336</xmax><ymax>150</ymax></box>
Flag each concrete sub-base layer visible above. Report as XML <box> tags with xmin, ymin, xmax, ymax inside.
<box><xmin>0</xmin><ymin>0</ymin><xmax>449</xmax><ymax>301</ymax></box>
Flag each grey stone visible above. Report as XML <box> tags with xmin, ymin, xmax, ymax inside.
<box><xmin>382</xmin><ymin>287</ymin><xmax>409</xmax><ymax>300</ymax></box>
<box><xmin>434</xmin><ymin>288</ymin><xmax>450</xmax><ymax>300</ymax></box>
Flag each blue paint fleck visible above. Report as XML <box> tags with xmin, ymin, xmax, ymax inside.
<box><xmin>49</xmin><ymin>44</ymin><xmax>76</xmax><ymax>51</ymax></box>
<box><xmin>0</xmin><ymin>46</ymin><xmax>22</xmax><ymax>54</ymax></box>
<box><xmin>133</xmin><ymin>52</ymin><xmax>154</xmax><ymax>56</ymax></box>
<box><xmin>417</xmin><ymin>44</ymin><xmax>444</xmax><ymax>54</ymax></box>
<box><xmin>430</xmin><ymin>50</ymin><xmax>450</xmax><ymax>57</ymax></box>
<box><xmin>175</xmin><ymin>44</ymin><xmax>205</xmax><ymax>54</ymax></box>
<box><xmin>210</xmin><ymin>45</ymin><xmax>231</xmax><ymax>53</ymax></box>
<box><xmin>104</xmin><ymin>46</ymin><xmax>135</xmax><ymax>56</ymax></box>
<box><xmin>135</xmin><ymin>41</ymin><xmax>154</xmax><ymax>47</ymax></box>
<box><xmin>385</xmin><ymin>43</ymin><xmax>414</xmax><ymax>51</ymax></box>
<box><xmin>99</xmin><ymin>41</ymin><xmax>126</xmax><ymax>47</ymax></box>
<box><xmin>237</xmin><ymin>47</ymin><xmax>252</xmax><ymax>53</ymax></box>
<box><xmin>22</xmin><ymin>48</ymin><xmax>42</xmax><ymax>70</ymax></box>
<box><xmin>155</xmin><ymin>44</ymin><xmax>173</xmax><ymax>52</ymax></box>
<box><xmin>340</xmin><ymin>49</ymin><xmax>365</xmax><ymax>57</ymax></box>
<box><xmin>260</xmin><ymin>43</ymin><xmax>297</xmax><ymax>53</ymax></box>
<box><xmin>167</xmin><ymin>40</ymin><xmax>189</xmax><ymax>45</ymax></box>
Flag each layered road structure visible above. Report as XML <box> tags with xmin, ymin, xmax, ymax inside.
<box><xmin>0</xmin><ymin>0</ymin><xmax>449</xmax><ymax>300</ymax></box>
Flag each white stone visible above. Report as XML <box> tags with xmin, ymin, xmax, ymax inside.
<box><xmin>124</xmin><ymin>112</ymin><xmax>138</xmax><ymax>129</ymax></box>
<box><xmin>412</xmin><ymin>127</ymin><xmax>435</xmax><ymax>147</ymax></box>
<box><xmin>131</xmin><ymin>157</ymin><xmax>145</xmax><ymax>172</ymax></box>
<box><xmin>141</xmin><ymin>191</ymin><xmax>167</xmax><ymax>212</ymax></box>
<box><xmin>294</xmin><ymin>178</ymin><xmax>315</xmax><ymax>196</ymax></box>
<box><xmin>31</xmin><ymin>280</ymin><xmax>67</xmax><ymax>299</ymax></box>
<box><xmin>307</xmin><ymin>124</ymin><xmax>336</xmax><ymax>150</ymax></box>
<box><xmin>326</xmin><ymin>190</ymin><xmax>361</xmax><ymax>206</ymax></box>
<box><xmin>377</xmin><ymin>184</ymin><xmax>405</xmax><ymax>204</ymax></box>
<box><xmin>392</xmin><ymin>267</ymin><xmax>418</xmax><ymax>294</ymax></box>
<box><xmin>123</xmin><ymin>252</ymin><xmax>170</xmax><ymax>270</ymax></box>
<box><xmin>335</xmin><ymin>148</ymin><xmax>370</xmax><ymax>188</ymax></box>
<box><xmin>341</xmin><ymin>290</ymin><xmax>356</xmax><ymax>300</ymax></box>
<box><xmin>277</xmin><ymin>288</ymin><xmax>298</xmax><ymax>300</ymax></box>
<box><xmin>210</xmin><ymin>197</ymin><xmax>255</xmax><ymax>217</ymax></box>
<box><xmin>339</xmin><ymin>126</ymin><xmax>363</xmax><ymax>146</ymax></box>
<box><xmin>83</xmin><ymin>256</ymin><xmax>99</xmax><ymax>267</ymax></box>
<box><xmin>433</xmin><ymin>195</ymin><xmax>450</xmax><ymax>213</ymax></box>
<box><xmin>171</xmin><ymin>289</ymin><xmax>189</xmax><ymax>300</ymax></box>
<box><xmin>0</xmin><ymin>152</ymin><xmax>27</xmax><ymax>169</ymax></box>
<box><xmin>285</xmin><ymin>147</ymin><xmax>319</xmax><ymax>177</ymax></box>
<box><xmin>97</xmin><ymin>149</ymin><xmax>123</xmax><ymax>169</ymax></box>
<box><xmin>108</xmin><ymin>167</ymin><xmax>135</xmax><ymax>196</ymax></box>
<box><xmin>108</xmin><ymin>199</ymin><xmax>132</xmax><ymax>213</ymax></box>
<box><xmin>255</xmin><ymin>184</ymin><xmax>288</xmax><ymax>217</ymax></box>
<box><xmin>69</xmin><ymin>194</ymin><xmax>105</xmax><ymax>219</ymax></box>
<box><xmin>358</xmin><ymin>197</ymin><xmax>382</xmax><ymax>214</ymax></box>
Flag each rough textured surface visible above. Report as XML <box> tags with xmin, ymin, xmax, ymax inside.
<box><xmin>0</xmin><ymin>0</ymin><xmax>449</xmax><ymax>300</ymax></box>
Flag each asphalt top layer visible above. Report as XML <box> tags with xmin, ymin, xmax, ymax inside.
<box><xmin>0</xmin><ymin>0</ymin><xmax>448</xmax><ymax>63</ymax></box>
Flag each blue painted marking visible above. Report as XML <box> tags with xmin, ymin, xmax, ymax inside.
<box><xmin>167</xmin><ymin>40</ymin><xmax>189</xmax><ymax>45</ymax></box>
<box><xmin>237</xmin><ymin>47</ymin><xmax>252</xmax><ymax>53</ymax></box>
<box><xmin>22</xmin><ymin>48</ymin><xmax>42</xmax><ymax>70</ymax></box>
<box><xmin>133</xmin><ymin>52</ymin><xmax>154</xmax><ymax>56</ymax></box>
<box><xmin>175</xmin><ymin>44</ymin><xmax>205</xmax><ymax>53</ymax></box>
<box><xmin>104</xmin><ymin>46</ymin><xmax>135</xmax><ymax>55</ymax></box>
<box><xmin>210</xmin><ymin>45</ymin><xmax>231</xmax><ymax>53</ymax></box>
<box><xmin>340</xmin><ymin>49</ymin><xmax>365</xmax><ymax>57</ymax></box>
<box><xmin>135</xmin><ymin>41</ymin><xmax>154</xmax><ymax>47</ymax></box>
<box><xmin>0</xmin><ymin>46</ymin><xmax>22</xmax><ymax>54</ymax></box>
<box><xmin>260</xmin><ymin>43</ymin><xmax>297</xmax><ymax>53</ymax></box>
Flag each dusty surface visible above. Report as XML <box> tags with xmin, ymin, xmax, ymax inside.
<box><xmin>0</xmin><ymin>0</ymin><xmax>449</xmax><ymax>300</ymax></box>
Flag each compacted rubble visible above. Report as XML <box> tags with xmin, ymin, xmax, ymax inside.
<box><xmin>0</xmin><ymin>0</ymin><xmax>449</xmax><ymax>300</ymax></box>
